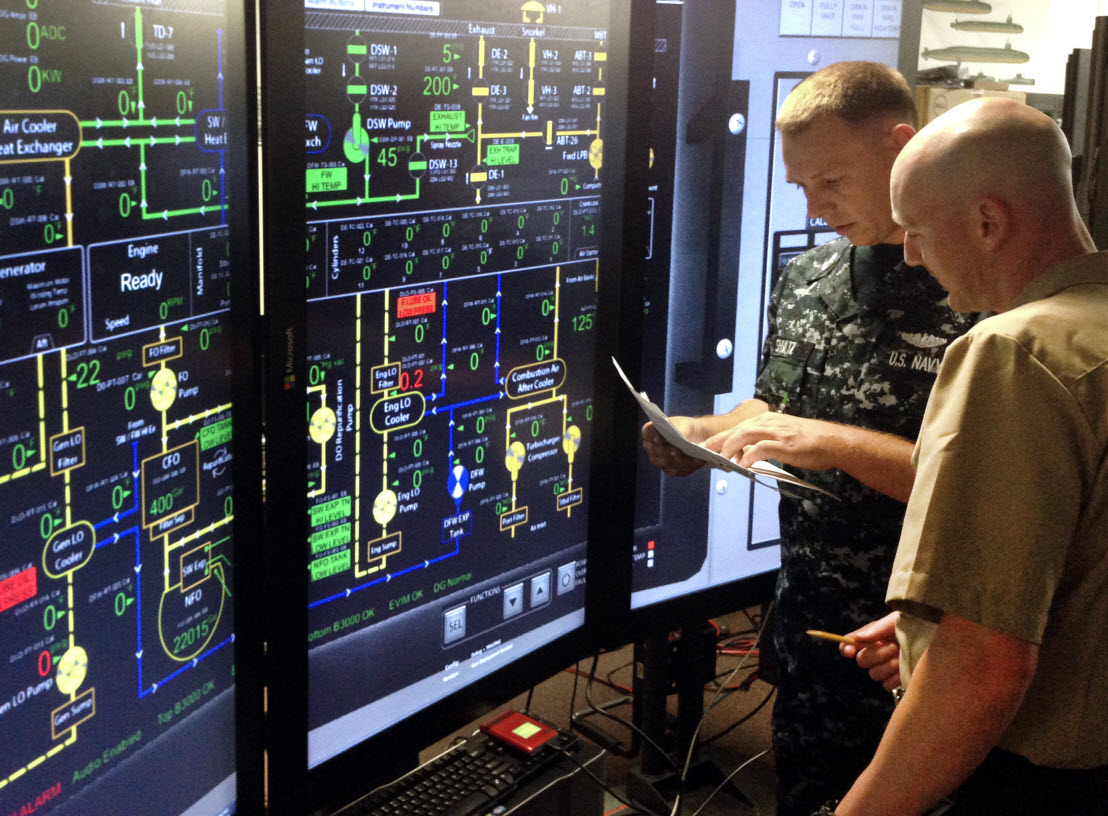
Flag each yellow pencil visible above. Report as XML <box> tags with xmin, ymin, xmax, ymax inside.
<box><xmin>806</xmin><ymin>629</ymin><xmax>856</xmax><ymax>646</ymax></box>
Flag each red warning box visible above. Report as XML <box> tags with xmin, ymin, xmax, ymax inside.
<box><xmin>396</xmin><ymin>291</ymin><xmax>436</xmax><ymax>318</ymax></box>
<box><xmin>0</xmin><ymin>566</ymin><xmax>37</xmax><ymax>613</ymax></box>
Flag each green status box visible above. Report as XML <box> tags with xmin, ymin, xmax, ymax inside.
<box><xmin>310</xmin><ymin>550</ymin><xmax>351</xmax><ymax>581</ymax></box>
<box><xmin>307</xmin><ymin>167</ymin><xmax>348</xmax><ymax>194</ymax></box>
<box><xmin>430</xmin><ymin>110</ymin><xmax>467</xmax><ymax>133</ymax></box>
<box><xmin>199</xmin><ymin>418</ymin><xmax>233</xmax><ymax>451</ymax></box>
<box><xmin>310</xmin><ymin>496</ymin><xmax>352</xmax><ymax>527</ymax></box>
<box><xmin>310</xmin><ymin>523</ymin><xmax>351</xmax><ymax>555</ymax></box>
<box><xmin>486</xmin><ymin>144</ymin><xmax>520</xmax><ymax>166</ymax></box>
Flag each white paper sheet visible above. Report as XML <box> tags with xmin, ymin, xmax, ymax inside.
<box><xmin>614</xmin><ymin>357</ymin><xmax>837</xmax><ymax>499</ymax></box>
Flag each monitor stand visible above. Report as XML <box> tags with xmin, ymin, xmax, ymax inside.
<box><xmin>625</xmin><ymin>621</ymin><xmax>756</xmax><ymax>816</ymax></box>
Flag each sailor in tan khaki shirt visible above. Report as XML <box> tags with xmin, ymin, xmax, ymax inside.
<box><xmin>833</xmin><ymin>98</ymin><xmax>1108</xmax><ymax>815</ymax></box>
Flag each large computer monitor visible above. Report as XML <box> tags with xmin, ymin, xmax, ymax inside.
<box><xmin>0</xmin><ymin>2</ymin><xmax>261</xmax><ymax>815</ymax></box>
<box><xmin>260</xmin><ymin>2</ymin><xmax>651</xmax><ymax>813</ymax></box>
<box><xmin>629</xmin><ymin>0</ymin><xmax>917</xmax><ymax>629</ymax></box>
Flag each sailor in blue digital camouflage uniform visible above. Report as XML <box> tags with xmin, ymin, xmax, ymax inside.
<box><xmin>641</xmin><ymin>61</ymin><xmax>976</xmax><ymax>816</ymax></box>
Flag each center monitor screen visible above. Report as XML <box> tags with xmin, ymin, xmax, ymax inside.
<box><xmin>301</xmin><ymin>0</ymin><xmax>619</xmax><ymax>767</ymax></box>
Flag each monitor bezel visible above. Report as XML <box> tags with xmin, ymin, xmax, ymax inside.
<box><xmin>229</xmin><ymin>0</ymin><xmax>267</xmax><ymax>812</ymax></box>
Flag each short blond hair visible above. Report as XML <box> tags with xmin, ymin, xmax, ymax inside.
<box><xmin>776</xmin><ymin>61</ymin><xmax>917</xmax><ymax>134</ymax></box>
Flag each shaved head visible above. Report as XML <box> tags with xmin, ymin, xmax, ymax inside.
<box><xmin>893</xmin><ymin>97</ymin><xmax>1074</xmax><ymax>227</ymax></box>
<box><xmin>890</xmin><ymin>97</ymin><xmax>1093</xmax><ymax>312</ymax></box>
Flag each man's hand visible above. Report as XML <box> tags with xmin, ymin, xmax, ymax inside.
<box><xmin>841</xmin><ymin>612</ymin><xmax>902</xmax><ymax>693</ymax></box>
<box><xmin>641</xmin><ymin>417</ymin><xmax>706</xmax><ymax>477</ymax></box>
<box><xmin>703</xmin><ymin>412</ymin><xmax>917</xmax><ymax>502</ymax></box>
<box><xmin>705</xmin><ymin>412</ymin><xmax>843</xmax><ymax>471</ymax></box>
<box><xmin>640</xmin><ymin>399</ymin><xmax>771</xmax><ymax>478</ymax></box>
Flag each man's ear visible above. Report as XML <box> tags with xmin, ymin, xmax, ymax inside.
<box><xmin>890</xmin><ymin>122</ymin><xmax>915</xmax><ymax>151</ymax></box>
<box><xmin>976</xmin><ymin>196</ymin><xmax>1009</xmax><ymax>250</ymax></box>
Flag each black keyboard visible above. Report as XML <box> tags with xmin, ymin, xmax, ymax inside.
<box><xmin>339</xmin><ymin>730</ymin><xmax>573</xmax><ymax>816</ymax></box>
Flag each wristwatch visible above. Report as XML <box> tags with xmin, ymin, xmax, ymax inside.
<box><xmin>812</xmin><ymin>800</ymin><xmax>839</xmax><ymax>815</ymax></box>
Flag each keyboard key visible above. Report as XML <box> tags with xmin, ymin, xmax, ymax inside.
<box><xmin>439</xmin><ymin>789</ymin><xmax>492</xmax><ymax>816</ymax></box>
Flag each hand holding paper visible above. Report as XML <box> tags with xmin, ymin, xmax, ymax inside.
<box><xmin>641</xmin><ymin>414</ymin><xmax>709</xmax><ymax>477</ymax></box>
<box><xmin>615</xmin><ymin>358</ymin><xmax>837</xmax><ymax>498</ymax></box>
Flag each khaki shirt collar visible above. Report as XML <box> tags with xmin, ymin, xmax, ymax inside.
<box><xmin>1009</xmin><ymin>250</ymin><xmax>1108</xmax><ymax>310</ymax></box>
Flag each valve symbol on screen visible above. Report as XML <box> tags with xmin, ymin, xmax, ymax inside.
<box><xmin>521</xmin><ymin>2</ymin><xmax>545</xmax><ymax>24</ymax></box>
<box><xmin>589</xmin><ymin>139</ymin><xmax>603</xmax><ymax>170</ymax></box>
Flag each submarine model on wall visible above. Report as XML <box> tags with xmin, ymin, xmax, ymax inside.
<box><xmin>922</xmin><ymin>41</ymin><xmax>1030</xmax><ymax>64</ymax></box>
<box><xmin>950</xmin><ymin>15</ymin><xmax>1022</xmax><ymax>34</ymax></box>
<box><xmin>923</xmin><ymin>0</ymin><xmax>991</xmax><ymax>14</ymax></box>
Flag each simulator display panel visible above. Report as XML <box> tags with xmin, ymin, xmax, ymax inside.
<box><xmin>0</xmin><ymin>2</ymin><xmax>248</xmax><ymax>814</ymax></box>
<box><xmin>630</xmin><ymin>0</ymin><xmax>904</xmax><ymax>610</ymax></box>
<box><xmin>301</xmin><ymin>0</ymin><xmax>619</xmax><ymax>768</ymax></box>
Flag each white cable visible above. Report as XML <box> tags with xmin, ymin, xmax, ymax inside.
<box><xmin>670</xmin><ymin>602</ymin><xmax>774</xmax><ymax>816</ymax></box>
<box><xmin>689</xmin><ymin>748</ymin><xmax>771</xmax><ymax>816</ymax></box>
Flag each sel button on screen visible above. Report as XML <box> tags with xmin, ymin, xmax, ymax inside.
<box><xmin>443</xmin><ymin>605</ymin><xmax>466</xmax><ymax>645</ymax></box>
